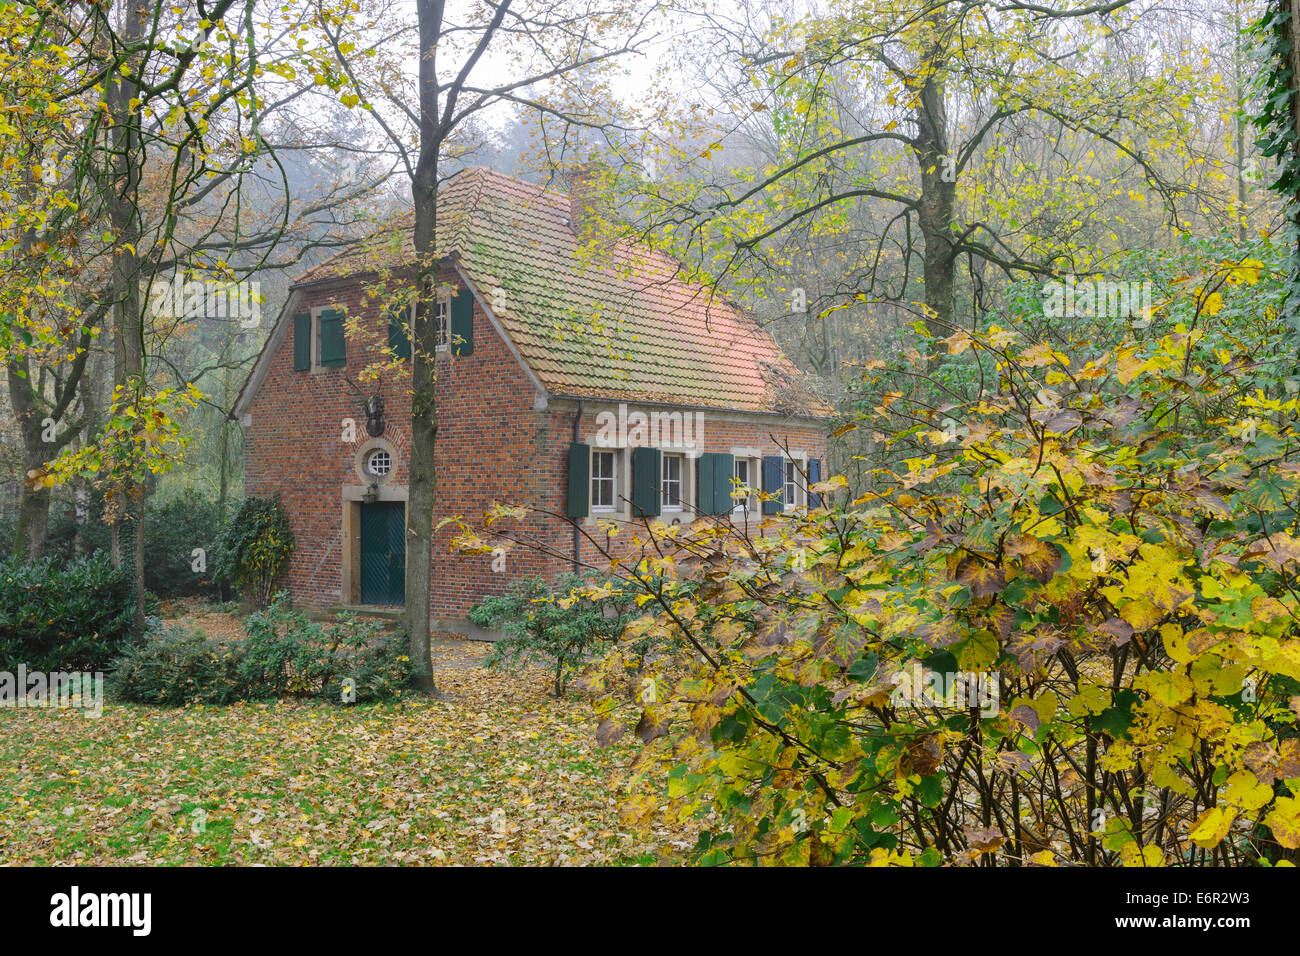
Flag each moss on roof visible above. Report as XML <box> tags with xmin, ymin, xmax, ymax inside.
<box><xmin>295</xmin><ymin>167</ymin><xmax>831</xmax><ymax>417</ymax></box>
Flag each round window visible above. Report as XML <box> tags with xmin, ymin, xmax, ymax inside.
<box><xmin>366</xmin><ymin>449</ymin><xmax>392</xmax><ymax>478</ymax></box>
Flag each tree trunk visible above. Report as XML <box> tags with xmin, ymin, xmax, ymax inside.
<box><xmin>218</xmin><ymin>369</ymin><xmax>232</xmax><ymax>516</ymax></box>
<box><xmin>74</xmin><ymin>349</ymin><xmax>104</xmax><ymax>556</ymax></box>
<box><xmin>1232</xmin><ymin>0</ymin><xmax>1249</xmax><ymax>244</ymax></box>
<box><xmin>8</xmin><ymin>353</ymin><xmax>93</xmax><ymax>562</ymax></box>
<box><xmin>403</xmin><ymin>0</ymin><xmax>445</xmax><ymax>695</ymax></box>
<box><xmin>8</xmin><ymin>383</ymin><xmax>50</xmax><ymax>561</ymax></box>
<box><xmin>6</xmin><ymin>179</ymin><xmax>84</xmax><ymax>562</ymax></box>
<box><xmin>106</xmin><ymin>2</ymin><xmax>149</xmax><ymax>629</ymax></box>
<box><xmin>72</xmin><ymin>478</ymin><xmax>89</xmax><ymax>556</ymax></box>
<box><xmin>12</xmin><ymin>484</ymin><xmax>50</xmax><ymax>562</ymax></box>
<box><xmin>913</xmin><ymin>44</ymin><xmax>957</xmax><ymax>346</ymax></box>
<box><xmin>1290</xmin><ymin>0</ymin><xmax>1300</xmax><ymax>274</ymax></box>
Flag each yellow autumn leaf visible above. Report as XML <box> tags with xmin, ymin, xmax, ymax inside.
<box><xmin>1264</xmin><ymin>797</ymin><xmax>1300</xmax><ymax>850</ymax></box>
<box><xmin>1223</xmin><ymin>770</ymin><xmax>1272</xmax><ymax>814</ymax></box>
<box><xmin>1227</xmin><ymin>259</ymin><xmax>1263</xmax><ymax>285</ymax></box>
<box><xmin>1189</xmin><ymin>805</ymin><xmax>1237</xmax><ymax>849</ymax></box>
<box><xmin>1119</xmin><ymin>842</ymin><xmax>1164</xmax><ymax>867</ymax></box>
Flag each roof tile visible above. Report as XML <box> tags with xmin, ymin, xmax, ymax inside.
<box><xmin>295</xmin><ymin>168</ymin><xmax>831</xmax><ymax>417</ymax></box>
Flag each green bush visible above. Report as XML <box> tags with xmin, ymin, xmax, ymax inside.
<box><xmin>238</xmin><ymin>595</ymin><xmax>412</xmax><ymax>702</ymax></box>
<box><xmin>0</xmin><ymin>552</ymin><xmax>137</xmax><ymax>671</ymax></box>
<box><xmin>0</xmin><ymin>511</ymin><xmax>13</xmax><ymax>562</ymax></box>
<box><xmin>144</xmin><ymin>490</ymin><xmax>227</xmax><ymax>597</ymax></box>
<box><xmin>0</xmin><ymin>487</ymin><xmax>221</xmax><ymax>595</ymax></box>
<box><xmin>214</xmin><ymin>495</ymin><xmax>293</xmax><ymax>606</ymax></box>
<box><xmin>110</xmin><ymin>619</ymin><xmax>244</xmax><ymax>706</ymax></box>
<box><xmin>113</xmin><ymin>593</ymin><xmax>411</xmax><ymax>705</ymax></box>
<box><xmin>469</xmin><ymin>573</ymin><xmax>636</xmax><ymax>696</ymax></box>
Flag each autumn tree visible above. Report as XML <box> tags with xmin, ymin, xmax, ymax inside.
<box><xmin>319</xmin><ymin>0</ymin><xmax>659</xmax><ymax>693</ymax></box>
<box><xmin>615</xmin><ymin>0</ymin><xmax>1241</xmax><ymax>363</ymax></box>
<box><xmin>2</xmin><ymin>2</ymin><xmax>380</xmax><ymax>600</ymax></box>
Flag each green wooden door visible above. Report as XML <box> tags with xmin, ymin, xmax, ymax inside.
<box><xmin>360</xmin><ymin>502</ymin><xmax>405</xmax><ymax>605</ymax></box>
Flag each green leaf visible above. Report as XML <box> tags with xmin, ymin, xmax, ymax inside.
<box><xmin>915</xmin><ymin>775</ymin><xmax>944</xmax><ymax>808</ymax></box>
<box><xmin>1094</xmin><ymin>690</ymin><xmax>1139</xmax><ymax>740</ymax></box>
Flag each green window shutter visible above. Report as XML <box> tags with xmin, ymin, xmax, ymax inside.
<box><xmin>567</xmin><ymin>442</ymin><xmax>590</xmax><ymax>519</ymax></box>
<box><xmin>631</xmin><ymin>446</ymin><xmax>661</xmax><ymax>518</ymax></box>
<box><xmin>450</xmin><ymin>289</ymin><xmax>473</xmax><ymax>355</ymax></box>
<box><xmin>697</xmin><ymin>452</ymin><xmax>734</xmax><ymax>516</ymax></box>
<box><xmin>807</xmin><ymin>458</ymin><xmax>823</xmax><ymax>508</ymax></box>
<box><xmin>762</xmin><ymin>455</ymin><xmax>784</xmax><ymax>514</ymax></box>
<box><xmin>387</xmin><ymin>305</ymin><xmax>410</xmax><ymax>360</ymax></box>
<box><xmin>292</xmin><ymin>313</ymin><xmax>310</xmax><ymax>370</ymax></box>
<box><xmin>319</xmin><ymin>309</ymin><xmax>346</xmax><ymax>367</ymax></box>
<box><xmin>698</xmin><ymin>453</ymin><xmax>716</xmax><ymax>515</ymax></box>
<box><xmin>714</xmin><ymin>453</ymin><xmax>734</xmax><ymax>514</ymax></box>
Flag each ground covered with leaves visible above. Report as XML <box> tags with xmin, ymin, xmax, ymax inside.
<box><xmin>0</xmin><ymin>618</ymin><xmax>686</xmax><ymax>866</ymax></box>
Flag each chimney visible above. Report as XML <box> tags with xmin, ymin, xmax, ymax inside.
<box><xmin>563</xmin><ymin>161</ymin><xmax>606</xmax><ymax>235</ymax></box>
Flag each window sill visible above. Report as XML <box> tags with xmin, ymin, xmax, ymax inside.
<box><xmin>585</xmin><ymin>511</ymin><xmax>695</xmax><ymax>526</ymax></box>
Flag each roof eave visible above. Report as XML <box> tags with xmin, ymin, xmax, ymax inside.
<box><xmin>546</xmin><ymin>392</ymin><xmax>835</xmax><ymax>424</ymax></box>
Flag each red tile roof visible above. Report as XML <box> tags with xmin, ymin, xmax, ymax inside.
<box><xmin>295</xmin><ymin>167</ymin><xmax>831</xmax><ymax>417</ymax></box>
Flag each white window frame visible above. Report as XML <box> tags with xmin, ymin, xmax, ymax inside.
<box><xmin>585</xmin><ymin>442</ymin><xmax>631</xmax><ymax>519</ymax></box>
<box><xmin>591</xmin><ymin>448</ymin><xmax>618</xmax><ymax>513</ymax></box>
<box><xmin>404</xmin><ymin>292</ymin><xmax>450</xmax><ymax>354</ymax></box>
<box><xmin>783</xmin><ymin>455</ymin><xmax>807</xmax><ymax>511</ymax></box>
<box><xmin>365</xmin><ymin>449</ymin><xmax>393</xmax><ymax>479</ymax></box>
<box><xmin>433</xmin><ymin>294</ymin><xmax>450</xmax><ymax>352</ymax></box>
<box><xmin>730</xmin><ymin>448</ymin><xmax>765</xmax><ymax>514</ymax></box>
<box><xmin>661</xmin><ymin>452</ymin><xmax>685</xmax><ymax>512</ymax></box>
<box><xmin>732</xmin><ymin>456</ymin><xmax>758</xmax><ymax>513</ymax></box>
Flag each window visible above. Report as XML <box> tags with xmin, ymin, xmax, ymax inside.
<box><xmin>309</xmin><ymin>306</ymin><xmax>347</xmax><ymax>371</ymax></box>
<box><xmin>366</xmin><ymin>449</ymin><xmax>392</xmax><ymax>478</ymax></box>
<box><xmin>434</xmin><ymin>296</ymin><xmax>449</xmax><ymax>352</ymax></box>
<box><xmin>784</xmin><ymin>459</ymin><xmax>804</xmax><ymax>509</ymax></box>
<box><xmin>591</xmin><ymin>450</ymin><xmax>616</xmax><ymax>511</ymax></box>
<box><xmin>733</xmin><ymin>458</ymin><xmax>753</xmax><ymax>511</ymax></box>
<box><xmin>662</xmin><ymin>453</ymin><xmax>683</xmax><ymax>510</ymax></box>
<box><xmin>397</xmin><ymin>293</ymin><xmax>450</xmax><ymax>355</ymax></box>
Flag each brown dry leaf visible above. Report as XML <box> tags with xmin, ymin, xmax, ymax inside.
<box><xmin>965</xmin><ymin>826</ymin><xmax>1006</xmax><ymax>853</ymax></box>
<box><xmin>0</xmin><ymin>601</ymin><xmax>688</xmax><ymax>867</ymax></box>
<box><xmin>900</xmin><ymin>734</ymin><xmax>943</xmax><ymax>776</ymax></box>
<box><xmin>955</xmin><ymin>555</ymin><xmax>1007</xmax><ymax>599</ymax></box>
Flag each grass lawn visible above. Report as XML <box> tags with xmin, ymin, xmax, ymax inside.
<box><xmin>0</xmin><ymin>628</ymin><xmax>686</xmax><ymax>866</ymax></box>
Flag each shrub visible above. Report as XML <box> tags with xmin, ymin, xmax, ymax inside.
<box><xmin>144</xmin><ymin>489</ymin><xmax>227</xmax><ymax>597</ymax></box>
<box><xmin>113</xmin><ymin>593</ymin><xmax>411</xmax><ymax>705</ymax></box>
<box><xmin>469</xmin><ymin>573</ymin><xmax>636</xmax><ymax>696</ymax></box>
<box><xmin>583</xmin><ymin>314</ymin><xmax>1300</xmax><ymax>866</ymax></box>
<box><xmin>110</xmin><ymin>620</ymin><xmax>244</xmax><ymax>706</ymax></box>
<box><xmin>239</xmin><ymin>595</ymin><xmax>412</xmax><ymax>702</ymax></box>
<box><xmin>0</xmin><ymin>552</ymin><xmax>136</xmax><ymax>671</ymax></box>
<box><xmin>213</xmin><ymin>495</ymin><xmax>293</xmax><ymax>606</ymax></box>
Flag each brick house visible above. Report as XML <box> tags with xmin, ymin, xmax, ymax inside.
<box><xmin>231</xmin><ymin>167</ymin><xmax>831</xmax><ymax>635</ymax></box>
